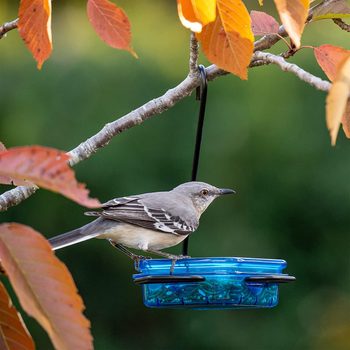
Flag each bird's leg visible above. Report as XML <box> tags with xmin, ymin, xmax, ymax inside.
<box><xmin>146</xmin><ymin>249</ymin><xmax>191</xmax><ymax>274</ymax></box>
<box><xmin>108</xmin><ymin>240</ymin><xmax>150</xmax><ymax>269</ymax></box>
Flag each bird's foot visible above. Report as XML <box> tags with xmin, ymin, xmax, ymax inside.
<box><xmin>169</xmin><ymin>254</ymin><xmax>191</xmax><ymax>274</ymax></box>
<box><xmin>145</xmin><ymin>249</ymin><xmax>191</xmax><ymax>274</ymax></box>
<box><xmin>133</xmin><ymin>254</ymin><xmax>150</xmax><ymax>270</ymax></box>
<box><xmin>176</xmin><ymin>255</ymin><xmax>191</xmax><ymax>259</ymax></box>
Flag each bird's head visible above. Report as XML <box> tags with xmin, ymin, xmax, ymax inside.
<box><xmin>172</xmin><ymin>181</ymin><xmax>235</xmax><ymax>215</ymax></box>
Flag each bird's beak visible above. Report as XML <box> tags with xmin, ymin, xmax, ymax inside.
<box><xmin>219</xmin><ymin>188</ymin><xmax>236</xmax><ymax>195</ymax></box>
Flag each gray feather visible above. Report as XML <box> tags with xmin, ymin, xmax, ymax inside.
<box><xmin>85</xmin><ymin>193</ymin><xmax>198</xmax><ymax>235</ymax></box>
<box><xmin>49</xmin><ymin>218</ymin><xmax>119</xmax><ymax>250</ymax></box>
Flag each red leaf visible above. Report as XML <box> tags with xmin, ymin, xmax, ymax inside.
<box><xmin>87</xmin><ymin>0</ymin><xmax>137</xmax><ymax>57</ymax></box>
<box><xmin>0</xmin><ymin>146</ymin><xmax>100</xmax><ymax>208</ymax></box>
<box><xmin>0</xmin><ymin>143</ymin><xmax>13</xmax><ymax>185</ymax></box>
<box><xmin>0</xmin><ymin>223</ymin><xmax>93</xmax><ymax>350</ymax></box>
<box><xmin>18</xmin><ymin>0</ymin><xmax>52</xmax><ymax>69</ymax></box>
<box><xmin>250</xmin><ymin>10</ymin><xmax>279</xmax><ymax>36</ymax></box>
<box><xmin>0</xmin><ymin>281</ymin><xmax>35</xmax><ymax>350</ymax></box>
<box><xmin>314</xmin><ymin>44</ymin><xmax>350</xmax><ymax>81</ymax></box>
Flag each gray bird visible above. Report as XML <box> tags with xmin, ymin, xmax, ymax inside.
<box><xmin>49</xmin><ymin>181</ymin><xmax>235</xmax><ymax>264</ymax></box>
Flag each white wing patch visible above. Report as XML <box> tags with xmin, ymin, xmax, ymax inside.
<box><xmin>142</xmin><ymin>205</ymin><xmax>195</xmax><ymax>235</ymax></box>
<box><xmin>154</xmin><ymin>222</ymin><xmax>175</xmax><ymax>233</ymax></box>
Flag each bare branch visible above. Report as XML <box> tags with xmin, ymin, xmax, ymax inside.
<box><xmin>0</xmin><ymin>185</ymin><xmax>38</xmax><ymax>212</ymax></box>
<box><xmin>254</xmin><ymin>51</ymin><xmax>331</xmax><ymax>92</ymax></box>
<box><xmin>0</xmin><ymin>19</ymin><xmax>18</xmax><ymax>39</ymax></box>
<box><xmin>68</xmin><ymin>74</ymin><xmax>201</xmax><ymax>165</ymax></box>
<box><xmin>333</xmin><ymin>18</ymin><xmax>350</xmax><ymax>32</ymax></box>
<box><xmin>189</xmin><ymin>32</ymin><xmax>199</xmax><ymax>76</ymax></box>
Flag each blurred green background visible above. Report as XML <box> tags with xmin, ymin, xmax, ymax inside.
<box><xmin>2</xmin><ymin>1</ymin><xmax>350</xmax><ymax>349</ymax></box>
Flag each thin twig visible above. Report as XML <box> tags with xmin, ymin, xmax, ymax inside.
<box><xmin>254</xmin><ymin>25</ymin><xmax>288</xmax><ymax>52</ymax></box>
<box><xmin>189</xmin><ymin>32</ymin><xmax>199</xmax><ymax>76</ymax></box>
<box><xmin>333</xmin><ymin>18</ymin><xmax>350</xmax><ymax>32</ymax></box>
<box><xmin>254</xmin><ymin>51</ymin><xmax>331</xmax><ymax>92</ymax></box>
<box><xmin>0</xmin><ymin>18</ymin><xmax>18</xmax><ymax>39</ymax></box>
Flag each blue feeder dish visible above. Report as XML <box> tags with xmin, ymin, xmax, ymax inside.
<box><xmin>133</xmin><ymin>257</ymin><xmax>295</xmax><ymax>309</ymax></box>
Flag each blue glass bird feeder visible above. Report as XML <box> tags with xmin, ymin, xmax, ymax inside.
<box><xmin>133</xmin><ymin>257</ymin><xmax>295</xmax><ymax>309</ymax></box>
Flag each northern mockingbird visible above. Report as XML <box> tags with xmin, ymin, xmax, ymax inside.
<box><xmin>49</xmin><ymin>181</ymin><xmax>235</xmax><ymax>265</ymax></box>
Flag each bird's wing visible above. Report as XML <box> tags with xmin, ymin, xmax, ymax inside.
<box><xmin>85</xmin><ymin>195</ymin><xmax>197</xmax><ymax>235</ymax></box>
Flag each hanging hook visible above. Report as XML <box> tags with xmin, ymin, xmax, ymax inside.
<box><xmin>191</xmin><ymin>65</ymin><xmax>208</xmax><ymax>181</ymax></box>
<box><xmin>182</xmin><ymin>65</ymin><xmax>208</xmax><ymax>256</ymax></box>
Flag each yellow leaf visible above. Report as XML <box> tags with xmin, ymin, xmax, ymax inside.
<box><xmin>193</xmin><ymin>0</ymin><xmax>217</xmax><ymax>25</ymax></box>
<box><xmin>258</xmin><ymin>0</ymin><xmax>263</xmax><ymax>5</ymax></box>
<box><xmin>341</xmin><ymin>99</ymin><xmax>350</xmax><ymax>138</ymax></box>
<box><xmin>197</xmin><ymin>0</ymin><xmax>254</xmax><ymax>79</ymax></box>
<box><xmin>273</xmin><ymin>0</ymin><xmax>310</xmax><ymax>48</ymax></box>
<box><xmin>326</xmin><ymin>55</ymin><xmax>350</xmax><ymax>145</ymax></box>
<box><xmin>177</xmin><ymin>0</ymin><xmax>217</xmax><ymax>32</ymax></box>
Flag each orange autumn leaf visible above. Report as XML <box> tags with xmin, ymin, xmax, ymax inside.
<box><xmin>177</xmin><ymin>0</ymin><xmax>217</xmax><ymax>32</ymax></box>
<box><xmin>0</xmin><ymin>146</ymin><xmax>101</xmax><ymax>208</ymax></box>
<box><xmin>0</xmin><ymin>281</ymin><xmax>35</xmax><ymax>350</ymax></box>
<box><xmin>0</xmin><ymin>223</ymin><xmax>93</xmax><ymax>350</ymax></box>
<box><xmin>314</xmin><ymin>44</ymin><xmax>350</xmax><ymax>81</ymax></box>
<box><xmin>87</xmin><ymin>0</ymin><xmax>136</xmax><ymax>57</ymax></box>
<box><xmin>326</xmin><ymin>56</ymin><xmax>350</xmax><ymax>145</ymax></box>
<box><xmin>273</xmin><ymin>0</ymin><xmax>310</xmax><ymax>48</ymax></box>
<box><xmin>18</xmin><ymin>0</ymin><xmax>52</xmax><ymax>69</ymax></box>
<box><xmin>197</xmin><ymin>0</ymin><xmax>254</xmax><ymax>79</ymax></box>
<box><xmin>314</xmin><ymin>45</ymin><xmax>350</xmax><ymax>141</ymax></box>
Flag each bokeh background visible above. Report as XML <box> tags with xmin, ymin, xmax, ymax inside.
<box><xmin>1</xmin><ymin>1</ymin><xmax>350</xmax><ymax>349</ymax></box>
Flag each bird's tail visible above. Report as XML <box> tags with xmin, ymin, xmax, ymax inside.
<box><xmin>49</xmin><ymin>217</ymin><xmax>111</xmax><ymax>250</ymax></box>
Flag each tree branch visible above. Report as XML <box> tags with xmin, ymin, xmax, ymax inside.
<box><xmin>0</xmin><ymin>185</ymin><xmax>38</xmax><ymax>212</ymax></box>
<box><xmin>253</xmin><ymin>51</ymin><xmax>331</xmax><ymax>92</ymax></box>
<box><xmin>0</xmin><ymin>20</ymin><xmax>330</xmax><ymax>211</ymax></box>
<box><xmin>254</xmin><ymin>25</ymin><xmax>288</xmax><ymax>52</ymax></box>
<box><xmin>333</xmin><ymin>18</ymin><xmax>350</xmax><ymax>32</ymax></box>
<box><xmin>68</xmin><ymin>74</ymin><xmax>200</xmax><ymax>165</ymax></box>
<box><xmin>0</xmin><ymin>19</ymin><xmax>18</xmax><ymax>39</ymax></box>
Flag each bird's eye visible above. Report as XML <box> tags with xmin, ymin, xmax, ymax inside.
<box><xmin>201</xmin><ymin>189</ymin><xmax>209</xmax><ymax>196</ymax></box>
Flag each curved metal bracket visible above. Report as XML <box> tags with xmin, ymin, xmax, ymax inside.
<box><xmin>133</xmin><ymin>275</ymin><xmax>206</xmax><ymax>285</ymax></box>
<box><xmin>245</xmin><ymin>275</ymin><xmax>296</xmax><ymax>284</ymax></box>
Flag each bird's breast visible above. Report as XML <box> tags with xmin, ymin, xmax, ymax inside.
<box><xmin>97</xmin><ymin>223</ymin><xmax>188</xmax><ymax>251</ymax></box>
